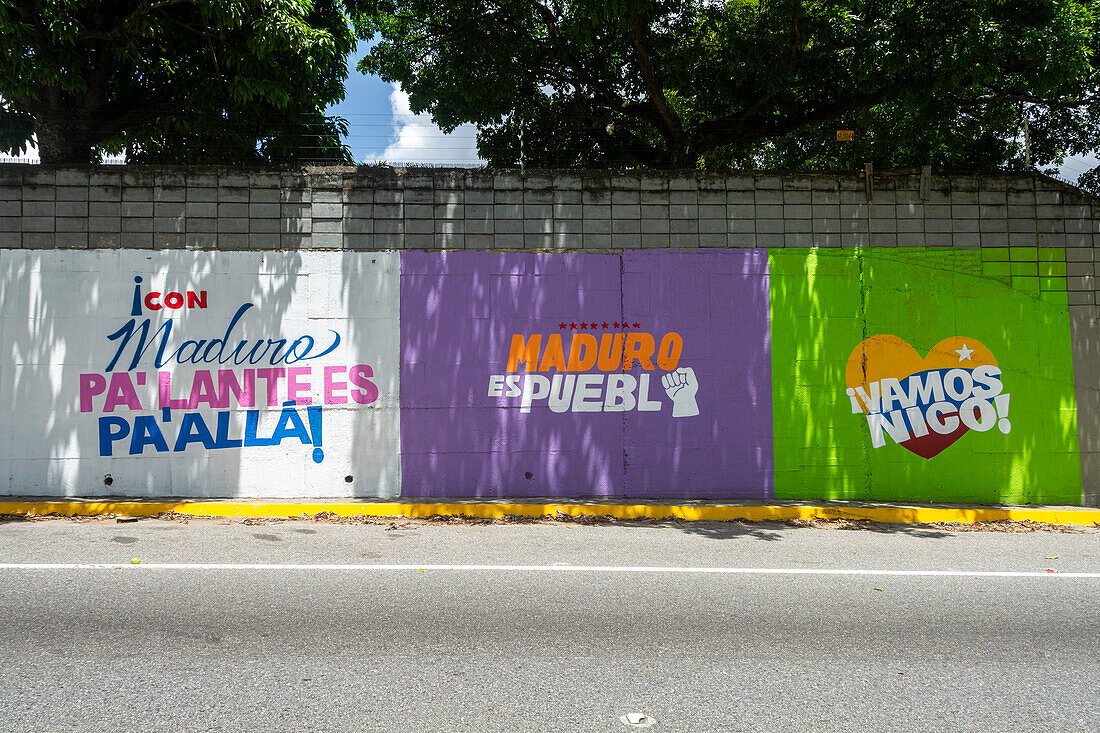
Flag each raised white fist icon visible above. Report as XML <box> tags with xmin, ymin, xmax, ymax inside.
<box><xmin>661</xmin><ymin>366</ymin><xmax>699</xmax><ymax>418</ymax></box>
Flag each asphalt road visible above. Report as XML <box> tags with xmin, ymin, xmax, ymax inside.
<box><xmin>0</xmin><ymin>517</ymin><xmax>1097</xmax><ymax>732</ymax></box>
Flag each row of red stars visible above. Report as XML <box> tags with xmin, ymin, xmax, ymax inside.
<box><xmin>559</xmin><ymin>322</ymin><xmax>641</xmax><ymax>330</ymax></box>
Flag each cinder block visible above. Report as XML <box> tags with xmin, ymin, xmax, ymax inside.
<box><xmin>464</xmin><ymin>189</ymin><xmax>493</xmax><ymax>205</ymax></box>
<box><xmin>611</xmin><ymin>219</ymin><xmax>640</xmax><ymax>234</ymax></box>
<box><xmin>22</xmin><ymin>201</ymin><xmax>54</xmax><ymax>217</ymax></box>
<box><xmin>373</xmin><ymin>203</ymin><xmax>402</xmax><ymax>219</ymax></box>
<box><xmin>581</xmin><ymin>233</ymin><xmax>612</xmax><ymax>249</ymax></box>
<box><xmin>249</xmin><ymin>203</ymin><xmax>280</xmax><ymax>219</ymax></box>
<box><xmin>248</xmin><ymin>234</ymin><xmax>281</xmax><ymax>250</ymax></box>
<box><xmin>186</xmin><ymin>218</ymin><xmax>216</xmax><ymax>234</ymax></box>
<box><xmin>154</xmin><ymin>216</ymin><xmax>185</xmax><ymax>234</ymax></box>
<box><xmin>670</xmin><ymin>219</ymin><xmax>699</xmax><ymax>234</ymax></box>
<box><xmin>405</xmin><ymin>218</ymin><xmax>434</xmax><ymax>235</ymax></box>
<box><xmin>524</xmin><ymin>204</ymin><xmax>553</xmax><ymax>220</ymax></box>
<box><xmin>523</xmin><ymin>218</ymin><xmax>551</xmax><ymax>234</ymax></box>
<box><xmin>611</xmin><ymin>189</ymin><xmax>640</xmax><ymax>204</ymax></box>
<box><xmin>611</xmin><ymin>204</ymin><xmax>640</xmax><ymax>219</ymax></box>
<box><xmin>344</xmin><ymin>217</ymin><xmax>373</xmax><ymax>234</ymax></box>
<box><xmin>250</xmin><ymin>187</ymin><xmax>280</xmax><ymax>203</ymax></box>
<box><xmin>121</xmin><ymin>200</ymin><xmax>153</xmax><ymax>218</ymax></box>
<box><xmin>368</xmin><ymin>232</ymin><xmax>400</xmax><ymax>249</ymax></box>
<box><xmin>122</xmin><ymin>216</ymin><xmax>154</xmax><ymax>233</ymax></box>
<box><xmin>121</xmin><ymin>232</ymin><xmax>154</xmax><ymax>248</ymax></box>
<box><xmin>185</xmin><ymin>185</ymin><xmax>217</xmax><ymax>203</ymax></box>
<box><xmin>583</xmin><ymin>219</ymin><xmax>611</xmax><ymax>235</ymax></box>
<box><xmin>22</xmin><ymin>232</ymin><xmax>56</xmax><ymax>248</ymax></box>
<box><xmin>344</xmin><ymin>234</ymin><xmax>376</xmax><ymax>251</ymax></box>
<box><xmin>669</xmin><ymin>233</ymin><xmax>699</xmax><ymax>248</ymax></box>
<box><xmin>0</xmin><ymin>216</ymin><xmax>18</xmax><ymax>232</ymax></box>
<box><xmin>669</xmin><ymin>190</ymin><xmax>698</xmax><ymax>205</ymax></box>
<box><xmin>436</xmin><ymin>231</ymin><xmax>465</xmax><ymax>249</ymax></box>
<box><xmin>495</xmin><ymin>204</ymin><xmax>523</xmax><ymax>219</ymax></box>
<box><xmin>56</xmin><ymin>186</ymin><xmax>89</xmax><ymax>202</ymax></box>
<box><xmin>311</xmin><ymin>232</ymin><xmax>344</xmax><ymax>249</ymax></box>
<box><xmin>493</xmin><ymin>232</ymin><xmax>524</xmax><ymax>248</ymax></box>
<box><xmin>312</xmin><ymin>202</ymin><xmax>343</xmax><ymax>219</ymax></box>
<box><xmin>154</xmin><ymin>186</ymin><xmax>186</xmax><ymax>202</ymax></box>
<box><xmin>784</xmin><ymin>219</ymin><xmax>812</xmax><ymax>233</ymax></box>
<box><xmin>524</xmin><ymin>233</ymin><xmax>552</xmax><ymax>249</ymax></box>
<box><xmin>554</xmin><ymin>203</ymin><xmax>582</xmax><ymax>219</ymax></box>
<box><xmin>88</xmin><ymin>217</ymin><xmax>121</xmax><ymax>233</ymax></box>
<box><xmin>89</xmin><ymin>233</ymin><xmax>121</xmax><ymax>248</ymax></box>
<box><xmin>435</xmin><ymin>203</ymin><xmax>463</xmax><ymax>219</ymax></box>
<box><xmin>217</xmin><ymin>187</ymin><xmax>250</xmax><ymax>203</ymax></box>
<box><xmin>23</xmin><ymin>185</ymin><xmax>55</xmax><ymax>201</ymax></box>
<box><xmin>465</xmin><ymin>219</ymin><xmax>493</xmax><ymax>235</ymax></box>
<box><xmin>153</xmin><ymin>232</ymin><xmax>185</xmax><ymax>249</ymax></box>
<box><xmin>55</xmin><ymin>201</ymin><xmax>88</xmax><ymax>217</ymax></box>
<box><xmin>249</xmin><ymin>218</ymin><xmax>280</xmax><ymax>234</ymax></box>
<box><xmin>217</xmin><ymin>218</ymin><xmax>249</xmax><ymax>234</ymax></box>
<box><xmin>21</xmin><ymin>217</ymin><xmax>54</xmax><ymax>232</ymax></box>
<box><xmin>554</xmin><ymin>219</ymin><xmax>582</xmax><ymax>235</ymax></box>
<box><xmin>495</xmin><ymin>219</ymin><xmax>523</xmax><ymax>234</ymax></box>
<box><xmin>55</xmin><ymin>217</ymin><xmax>87</xmax><ymax>233</ymax></box>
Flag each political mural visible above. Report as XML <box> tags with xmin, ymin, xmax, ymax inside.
<box><xmin>0</xmin><ymin>250</ymin><xmax>401</xmax><ymax>497</ymax></box>
<box><xmin>398</xmin><ymin>250</ymin><xmax>774</xmax><ymax>498</ymax></box>
<box><xmin>769</xmin><ymin>247</ymin><xmax>1081</xmax><ymax>505</ymax></box>
<box><xmin>0</xmin><ymin>245</ymin><xmax>1087</xmax><ymax>504</ymax></box>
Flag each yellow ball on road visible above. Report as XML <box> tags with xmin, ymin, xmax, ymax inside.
<box><xmin>130</xmin><ymin>558</ymin><xmax>141</xmax><ymax>564</ymax></box>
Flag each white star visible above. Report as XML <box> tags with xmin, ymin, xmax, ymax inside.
<box><xmin>955</xmin><ymin>344</ymin><xmax>975</xmax><ymax>362</ymax></box>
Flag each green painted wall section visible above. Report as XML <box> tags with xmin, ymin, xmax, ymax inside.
<box><xmin>770</xmin><ymin>247</ymin><xmax>1082</xmax><ymax>505</ymax></box>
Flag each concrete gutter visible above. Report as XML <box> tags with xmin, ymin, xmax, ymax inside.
<box><xmin>0</xmin><ymin>499</ymin><xmax>1098</xmax><ymax>525</ymax></box>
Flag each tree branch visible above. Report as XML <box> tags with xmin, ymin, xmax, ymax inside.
<box><xmin>628</xmin><ymin>13</ymin><xmax>681</xmax><ymax>145</ymax></box>
<box><xmin>79</xmin><ymin>0</ymin><xmax>197</xmax><ymax>41</ymax></box>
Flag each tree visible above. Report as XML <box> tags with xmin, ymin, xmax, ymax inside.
<box><xmin>0</xmin><ymin>0</ymin><xmax>355</xmax><ymax>164</ymax></box>
<box><xmin>352</xmin><ymin>0</ymin><xmax>1099</xmax><ymax>174</ymax></box>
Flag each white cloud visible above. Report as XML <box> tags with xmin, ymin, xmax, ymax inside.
<box><xmin>374</xmin><ymin>84</ymin><xmax>483</xmax><ymax>166</ymax></box>
<box><xmin>1059</xmin><ymin>153</ymin><xmax>1099</xmax><ymax>184</ymax></box>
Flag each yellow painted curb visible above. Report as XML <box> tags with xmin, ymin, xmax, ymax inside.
<box><xmin>1</xmin><ymin>501</ymin><xmax>1098</xmax><ymax>526</ymax></box>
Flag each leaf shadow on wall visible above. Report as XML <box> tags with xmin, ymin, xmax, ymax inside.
<box><xmin>396</xmin><ymin>249</ymin><xmax>775</xmax><ymax>500</ymax></box>
<box><xmin>0</xmin><ymin>250</ymin><xmax>303</xmax><ymax>498</ymax></box>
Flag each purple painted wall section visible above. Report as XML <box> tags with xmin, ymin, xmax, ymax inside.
<box><xmin>399</xmin><ymin>250</ymin><xmax>772</xmax><ymax>498</ymax></box>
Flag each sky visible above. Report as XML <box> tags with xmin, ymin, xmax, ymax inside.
<box><xmin>325</xmin><ymin>40</ymin><xmax>483</xmax><ymax>166</ymax></box>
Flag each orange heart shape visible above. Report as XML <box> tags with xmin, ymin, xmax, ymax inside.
<box><xmin>845</xmin><ymin>336</ymin><xmax>998</xmax><ymax>459</ymax></box>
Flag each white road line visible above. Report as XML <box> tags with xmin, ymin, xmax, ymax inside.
<box><xmin>0</xmin><ymin>563</ymin><xmax>1096</xmax><ymax>577</ymax></box>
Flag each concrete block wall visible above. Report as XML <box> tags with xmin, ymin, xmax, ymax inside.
<box><xmin>1</xmin><ymin>166</ymin><xmax>1098</xmax><ymax>255</ymax></box>
<box><xmin>0</xmin><ymin>165</ymin><xmax>1097</xmax><ymax>504</ymax></box>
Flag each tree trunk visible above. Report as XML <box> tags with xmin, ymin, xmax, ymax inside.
<box><xmin>34</xmin><ymin>115</ymin><xmax>96</xmax><ymax>165</ymax></box>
